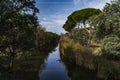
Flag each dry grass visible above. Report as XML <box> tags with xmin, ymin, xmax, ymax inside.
<box><xmin>60</xmin><ymin>35</ymin><xmax>120</xmax><ymax>79</ymax></box>
<box><xmin>60</xmin><ymin>35</ymin><xmax>98</xmax><ymax>70</ymax></box>
<box><xmin>90</xmin><ymin>41</ymin><xmax>102</xmax><ymax>56</ymax></box>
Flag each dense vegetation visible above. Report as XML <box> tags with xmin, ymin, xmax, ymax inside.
<box><xmin>62</xmin><ymin>0</ymin><xmax>120</xmax><ymax>60</ymax></box>
<box><xmin>0</xmin><ymin>0</ymin><xmax>59</xmax><ymax>71</ymax></box>
<box><xmin>0</xmin><ymin>0</ymin><xmax>120</xmax><ymax>80</ymax></box>
<box><xmin>61</xmin><ymin>0</ymin><xmax>120</xmax><ymax>79</ymax></box>
<box><xmin>0</xmin><ymin>0</ymin><xmax>39</xmax><ymax>68</ymax></box>
<box><xmin>90</xmin><ymin>0</ymin><xmax>120</xmax><ymax>59</ymax></box>
<box><xmin>63</xmin><ymin>8</ymin><xmax>101</xmax><ymax>46</ymax></box>
<box><xmin>101</xmin><ymin>35</ymin><xmax>120</xmax><ymax>60</ymax></box>
<box><xmin>36</xmin><ymin>26</ymin><xmax>59</xmax><ymax>51</ymax></box>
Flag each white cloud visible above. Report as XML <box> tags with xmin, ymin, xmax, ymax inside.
<box><xmin>41</xmin><ymin>21</ymin><xmax>53</xmax><ymax>25</ymax></box>
<box><xmin>73</xmin><ymin>0</ymin><xmax>111</xmax><ymax>9</ymax></box>
<box><xmin>40</xmin><ymin>15</ymin><xmax>67</xmax><ymax>35</ymax></box>
<box><xmin>86</xmin><ymin>0</ymin><xmax>111</xmax><ymax>10</ymax></box>
<box><xmin>40</xmin><ymin>15</ymin><xmax>66</xmax><ymax>26</ymax></box>
<box><xmin>39</xmin><ymin>2</ymin><xmax>72</xmax><ymax>4</ymax></box>
<box><xmin>54</xmin><ymin>19</ymin><xmax>66</xmax><ymax>25</ymax></box>
<box><xmin>42</xmin><ymin>18</ymin><xmax>48</xmax><ymax>21</ymax></box>
<box><xmin>45</xmin><ymin>26</ymin><xmax>66</xmax><ymax>35</ymax></box>
<box><xmin>39</xmin><ymin>0</ymin><xmax>111</xmax><ymax>34</ymax></box>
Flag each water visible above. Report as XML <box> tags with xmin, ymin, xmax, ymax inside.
<box><xmin>0</xmin><ymin>44</ymin><xmax>98</xmax><ymax>80</ymax></box>
<box><xmin>39</xmin><ymin>46</ymin><xmax>70</xmax><ymax>80</ymax></box>
<box><xmin>0</xmin><ymin>44</ymin><xmax>119</xmax><ymax>80</ymax></box>
<box><xmin>38</xmin><ymin>45</ymin><xmax>98</xmax><ymax>80</ymax></box>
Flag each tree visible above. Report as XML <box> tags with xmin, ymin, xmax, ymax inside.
<box><xmin>63</xmin><ymin>8</ymin><xmax>101</xmax><ymax>32</ymax></box>
<box><xmin>0</xmin><ymin>0</ymin><xmax>39</xmax><ymax>67</ymax></box>
<box><xmin>0</xmin><ymin>0</ymin><xmax>39</xmax><ymax>27</ymax></box>
<box><xmin>36</xmin><ymin>26</ymin><xmax>59</xmax><ymax>51</ymax></box>
<box><xmin>89</xmin><ymin>0</ymin><xmax>120</xmax><ymax>60</ymax></box>
<box><xmin>0</xmin><ymin>0</ymin><xmax>39</xmax><ymax>15</ymax></box>
<box><xmin>90</xmin><ymin>0</ymin><xmax>120</xmax><ymax>39</ymax></box>
<box><xmin>63</xmin><ymin>8</ymin><xmax>101</xmax><ymax>46</ymax></box>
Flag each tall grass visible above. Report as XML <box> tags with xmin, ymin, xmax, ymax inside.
<box><xmin>60</xmin><ymin>35</ymin><xmax>97</xmax><ymax>70</ymax></box>
<box><xmin>60</xmin><ymin>35</ymin><xmax>120</xmax><ymax>79</ymax></box>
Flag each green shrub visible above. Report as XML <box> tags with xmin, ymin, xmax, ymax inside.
<box><xmin>69</xmin><ymin>29</ymin><xmax>89</xmax><ymax>46</ymax></box>
<box><xmin>101</xmin><ymin>35</ymin><xmax>120</xmax><ymax>60</ymax></box>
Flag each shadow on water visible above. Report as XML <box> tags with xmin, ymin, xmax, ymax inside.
<box><xmin>60</xmin><ymin>51</ymin><xmax>98</xmax><ymax>80</ymax></box>
<box><xmin>1</xmin><ymin>43</ymin><xmax>118</xmax><ymax>80</ymax></box>
<box><xmin>0</xmin><ymin>44</ymin><xmax>99</xmax><ymax>80</ymax></box>
<box><xmin>39</xmin><ymin>45</ymin><xmax>70</xmax><ymax>80</ymax></box>
<box><xmin>61</xmin><ymin>60</ymin><xmax>98</xmax><ymax>80</ymax></box>
<box><xmin>0</xmin><ymin>43</ymin><xmax>58</xmax><ymax>80</ymax></box>
<box><xmin>38</xmin><ymin>44</ymin><xmax>99</xmax><ymax>80</ymax></box>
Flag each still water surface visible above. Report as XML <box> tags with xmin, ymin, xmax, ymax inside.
<box><xmin>38</xmin><ymin>45</ymin><xmax>98</xmax><ymax>80</ymax></box>
<box><xmin>39</xmin><ymin>46</ymin><xmax>70</xmax><ymax>80</ymax></box>
<box><xmin>0</xmin><ymin>45</ymin><xmax>98</xmax><ymax>80</ymax></box>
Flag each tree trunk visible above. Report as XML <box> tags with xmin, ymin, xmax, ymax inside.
<box><xmin>8</xmin><ymin>46</ymin><xmax>15</xmax><ymax>68</ymax></box>
<box><xmin>10</xmin><ymin>55</ymin><xmax>14</xmax><ymax>68</ymax></box>
<box><xmin>85</xmin><ymin>28</ymin><xmax>92</xmax><ymax>47</ymax></box>
<box><xmin>83</xmin><ymin>22</ymin><xmax>92</xmax><ymax>47</ymax></box>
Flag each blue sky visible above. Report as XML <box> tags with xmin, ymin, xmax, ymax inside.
<box><xmin>36</xmin><ymin>0</ymin><xmax>111</xmax><ymax>34</ymax></box>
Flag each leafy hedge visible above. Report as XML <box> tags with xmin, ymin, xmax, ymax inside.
<box><xmin>101</xmin><ymin>35</ymin><xmax>120</xmax><ymax>60</ymax></box>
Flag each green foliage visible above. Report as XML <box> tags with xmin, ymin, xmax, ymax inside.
<box><xmin>103</xmin><ymin>0</ymin><xmax>120</xmax><ymax>16</ymax></box>
<box><xmin>91</xmin><ymin>13</ymin><xmax>108</xmax><ymax>39</ymax></box>
<box><xmin>101</xmin><ymin>35</ymin><xmax>120</xmax><ymax>60</ymax></box>
<box><xmin>0</xmin><ymin>0</ymin><xmax>39</xmax><ymax>67</ymax></box>
<box><xmin>0</xmin><ymin>13</ymin><xmax>38</xmax><ymax>54</ymax></box>
<box><xmin>36</xmin><ymin>27</ymin><xmax>59</xmax><ymax>51</ymax></box>
<box><xmin>69</xmin><ymin>29</ymin><xmax>89</xmax><ymax>46</ymax></box>
<box><xmin>88</xmin><ymin>0</ymin><xmax>120</xmax><ymax>60</ymax></box>
<box><xmin>90</xmin><ymin>0</ymin><xmax>120</xmax><ymax>39</ymax></box>
<box><xmin>63</xmin><ymin>8</ymin><xmax>101</xmax><ymax>32</ymax></box>
<box><xmin>0</xmin><ymin>0</ymin><xmax>39</xmax><ymax>16</ymax></box>
<box><xmin>63</xmin><ymin>19</ymin><xmax>76</xmax><ymax>32</ymax></box>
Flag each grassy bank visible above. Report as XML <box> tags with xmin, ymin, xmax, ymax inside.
<box><xmin>59</xmin><ymin>35</ymin><xmax>97</xmax><ymax>70</ymax></box>
<box><xmin>59</xmin><ymin>35</ymin><xmax>120</xmax><ymax>80</ymax></box>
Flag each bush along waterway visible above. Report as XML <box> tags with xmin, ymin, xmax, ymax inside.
<box><xmin>0</xmin><ymin>34</ymin><xmax>120</xmax><ymax>80</ymax></box>
<box><xmin>39</xmin><ymin>44</ymin><xmax>99</xmax><ymax>80</ymax></box>
<box><xmin>59</xmin><ymin>35</ymin><xmax>120</xmax><ymax>80</ymax></box>
<box><xmin>0</xmin><ymin>43</ymin><xmax>102</xmax><ymax>80</ymax></box>
<box><xmin>1</xmin><ymin>42</ymin><xmax>120</xmax><ymax>80</ymax></box>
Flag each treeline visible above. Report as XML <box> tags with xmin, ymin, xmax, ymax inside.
<box><xmin>36</xmin><ymin>27</ymin><xmax>59</xmax><ymax>51</ymax></box>
<box><xmin>63</xmin><ymin>0</ymin><xmax>120</xmax><ymax>60</ymax></box>
<box><xmin>0</xmin><ymin>0</ymin><xmax>59</xmax><ymax>69</ymax></box>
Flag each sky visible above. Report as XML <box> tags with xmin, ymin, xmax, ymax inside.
<box><xmin>36</xmin><ymin>0</ymin><xmax>111</xmax><ymax>34</ymax></box>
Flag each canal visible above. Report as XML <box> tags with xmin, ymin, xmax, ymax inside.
<box><xmin>0</xmin><ymin>44</ymin><xmax>98</xmax><ymax>80</ymax></box>
<box><xmin>39</xmin><ymin>45</ymin><xmax>97</xmax><ymax>80</ymax></box>
<box><xmin>39</xmin><ymin>45</ymin><xmax>70</xmax><ymax>80</ymax></box>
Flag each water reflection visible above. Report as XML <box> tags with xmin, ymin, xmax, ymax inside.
<box><xmin>2</xmin><ymin>43</ymin><xmax>116</xmax><ymax>80</ymax></box>
<box><xmin>0</xmin><ymin>43</ymin><xmax>58</xmax><ymax>80</ymax></box>
<box><xmin>38</xmin><ymin>45</ymin><xmax>100</xmax><ymax>80</ymax></box>
<box><xmin>39</xmin><ymin>46</ymin><xmax>70</xmax><ymax>80</ymax></box>
<box><xmin>60</xmin><ymin>47</ymin><xmax>98</xmax><ymax>80</ymax></box>
<box><xmin>61</xmin><ymin>62</ymin><xmax>98</xmax><ymax>80</ymax></box>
